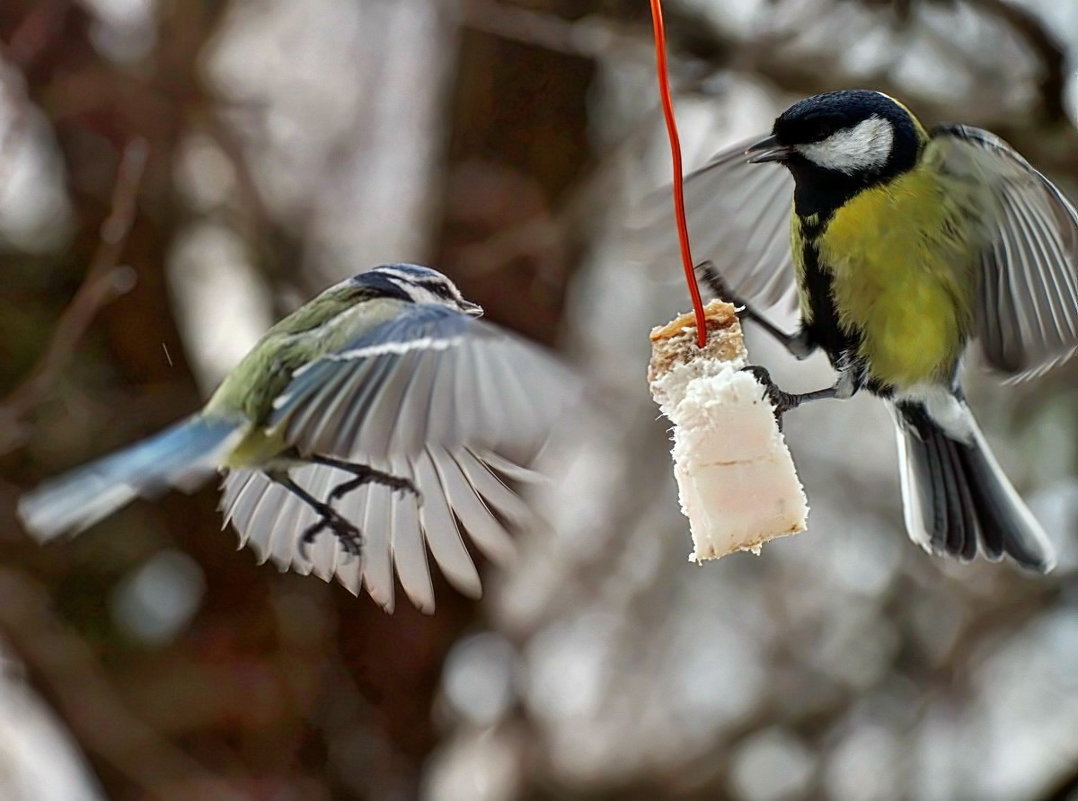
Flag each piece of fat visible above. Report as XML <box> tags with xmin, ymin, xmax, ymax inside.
<box><xmin>648</xmin><ymin>300</ymin><xmax>808</xmax><ymax>562</ymax></box>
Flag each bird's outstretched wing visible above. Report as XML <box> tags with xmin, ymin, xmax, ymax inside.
<box><xmin>221</xmin><ymin>304</ymin><xmax>572</xmax><ymax>612</ymax></box>
<box><xmin>271</xmin><ymin>305</ymin><xmax>567</xmax><ymax>465</ymax></box>
<box><xmin>642</xmin><ymin>137</ymin><xmax>800</xmax><ymax>323</ymax></box>
<box><xmin>928</xmin><ymin>125</ymin><xmax>1078</xmax><ymax>379</ymax></box>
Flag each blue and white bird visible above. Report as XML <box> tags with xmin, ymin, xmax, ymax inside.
<box><xmin>18</xmin><ymin>264</ymin><xmax>571</xmax><ymax>612</ymax></box>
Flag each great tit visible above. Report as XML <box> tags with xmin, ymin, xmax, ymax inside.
<box><xmin>684</xmin><ymin>89</ymin><xmax>1077</xmax><ymax>572</ymax></box>
<box><xmin>19</xmin><ymin>264</ymin><xmax>571</xmax><ymax>612</ymax></box>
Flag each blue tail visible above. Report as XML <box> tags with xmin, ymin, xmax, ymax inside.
<box><xmin>18</xmin><ymin>415</ymin><xmax>244</xmax><ymax>540</ymax></box>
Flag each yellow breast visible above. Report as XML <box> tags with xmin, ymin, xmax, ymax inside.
<box><xmin>815</xmin><ymin>167</ymin><xmax>977</xmax><ymax>388</ymax></box>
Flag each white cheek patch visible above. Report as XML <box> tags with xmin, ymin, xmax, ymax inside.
<box><xmin>797</xmin><ymin>115</ymin><xmax>894</xmax><ymax>175</ymax></box>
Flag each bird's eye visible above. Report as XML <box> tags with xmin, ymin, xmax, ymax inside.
<box><xmin>801</xmin><ymin>115</ymin><xmax>841</xmax><ymax>142</ymax></box>
<box><xmin>421</xmin><ymin>280</ymin><xmax>457</xmax><ymax>303</ymax></box>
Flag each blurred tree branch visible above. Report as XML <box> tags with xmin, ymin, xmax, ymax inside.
<box><xmin>0</xmin><ymin>138</ymin><xmax>145</xmax><ymax>455</ymax></box>
<box><xmin>967</xmin><ymin>0</ymin><xmax>1067</xmax><ymax>123</ymax></box>
<box><xmin>465</xmin><ymin>0</ymin><xmax>1078</xmax><ymax>168</ymax></box>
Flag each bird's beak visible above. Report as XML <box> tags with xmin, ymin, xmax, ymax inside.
<box><xmin>746</xmin><ymin>134</ymin><xmax>794</xmax><ymax>164</ymax></box>
<box><xmin>461</xmin><ymin>300</ymin><xmax>484</xmax><ymax>318</ymax></box>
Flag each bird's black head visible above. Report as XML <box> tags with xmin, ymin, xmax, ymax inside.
<box><xmin>747</xmin><ymin>90</ymin><xmax>926</xmax><ymax>217</ymax></box>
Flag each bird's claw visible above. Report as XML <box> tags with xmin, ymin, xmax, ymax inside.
<box><xmin>696</xmin><ymin>260</ymin><xmax>746</xmax><ymax>311</ymax></box>
<box><xmin>290</xmin><ymin>460</ymin><xmax>421</xmax><ymax>565</ymax></box>
<box><xmin>326</xmin><ymin>471</ymin><xmax>421</xmax><ymax>505</ymax></box>
<box><xmin>298</xmin><ymin>508</ymin><xmax>363</xmax><ymax>562</ymax></box>
<box><xmin>742</xmin><ymin>365</ymin><xmax>801</xmax><ymax>422</ymax></box>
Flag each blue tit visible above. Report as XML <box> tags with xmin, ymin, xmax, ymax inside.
<box><xmin>684</xmin><ymin>90</ymin><xmax>1077</xmax><ymax>571</ymax></box>
<box><xmin>19</xmin><ymin>264</ymin><xmax>572</xmax><ymax>612</ymax></box>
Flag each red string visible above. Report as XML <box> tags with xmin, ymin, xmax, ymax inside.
<box><xmin>649</xmin><ymin>0</ymin><xmax>707</xmax><ymax>347</ymax></box>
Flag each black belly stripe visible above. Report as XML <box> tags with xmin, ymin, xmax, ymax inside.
<box><xmin>798</xmin><ymin>223</ymin><xmax>859</xmax><ymax>359</ymax></box>
<box><xmin>799</xmin><ymin>238</ymin><xmax>897</xmax><ymax>396</ymax></box>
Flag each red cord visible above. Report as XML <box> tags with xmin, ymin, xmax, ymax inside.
<box><xmin>649</xmin><ymin>0</ymin><xmax>707</xmax><ymax>347</ymax></box>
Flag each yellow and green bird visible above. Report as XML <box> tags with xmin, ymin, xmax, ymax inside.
<box><xmin>686</xmin><ymin>89</ymin><xmax>1076</xmax><ymax>571</ymax></box>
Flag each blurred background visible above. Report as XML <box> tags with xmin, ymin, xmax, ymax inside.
<box><xmin>0</xmin><ymin>0</ymin><xmax>1076</xmax><ymax>799</ymax></box>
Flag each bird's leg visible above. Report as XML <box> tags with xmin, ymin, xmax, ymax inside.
<box><xmin>308</xmin><ymin>454</ymin><xmax>421</xmax><ymax>504</ymax></box>
<box><xmin>271</xmin><ymin>474</ymin><xmax>364</xmax><ymax>560</ymax></box>
<box><xmin>744</xmin><ymin>366</ymin><xmax>857</xmax><ymax>424</ymax></box>
<box><xmin>696</xmin><ymin>260</ymin><xmax>815</xmax><ymax>359</ymax></box>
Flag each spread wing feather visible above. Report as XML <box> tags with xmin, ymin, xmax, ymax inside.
<box><xmin>643</xmin><ymin>138</ymin><xmax>800</xmax><ymax>324</ymax></box>
<box><xmin>412</xmin><ymin>449</ymin><xmax>483</xmax><ymax>597</ymax></box>
<box><xmin>929</xmin><ymin>126</ymin><xmax>1078</xmax><ymax>378</ymax></box>
<box><xmin>220</xmin><ymin>448</ymin><xmax>528</xmax><ymax>612</ymax></box>
<box><xmin>272</xmin><ymin>305</ymin><xmax>565</xmax><ymax>461</ymax></box>
<box><xmin>387</xmin><ymin>457</ymin><xmax>433</xmax><ymax>613</ymax></box>
<box><xmin>220</xmin><ymin>303</ymin><xmax>567</xmax><ymax>612</ymax></box>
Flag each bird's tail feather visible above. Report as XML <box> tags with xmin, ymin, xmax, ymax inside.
<box><xmin>893</xmin><ymin>398</ymin><xmax>1055</xmax><ymax>572</ymax></box>
<box><xmin>18</xmin><ymin>415</ymin><xmax>245</xmax><ymax>541</ymax></box>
